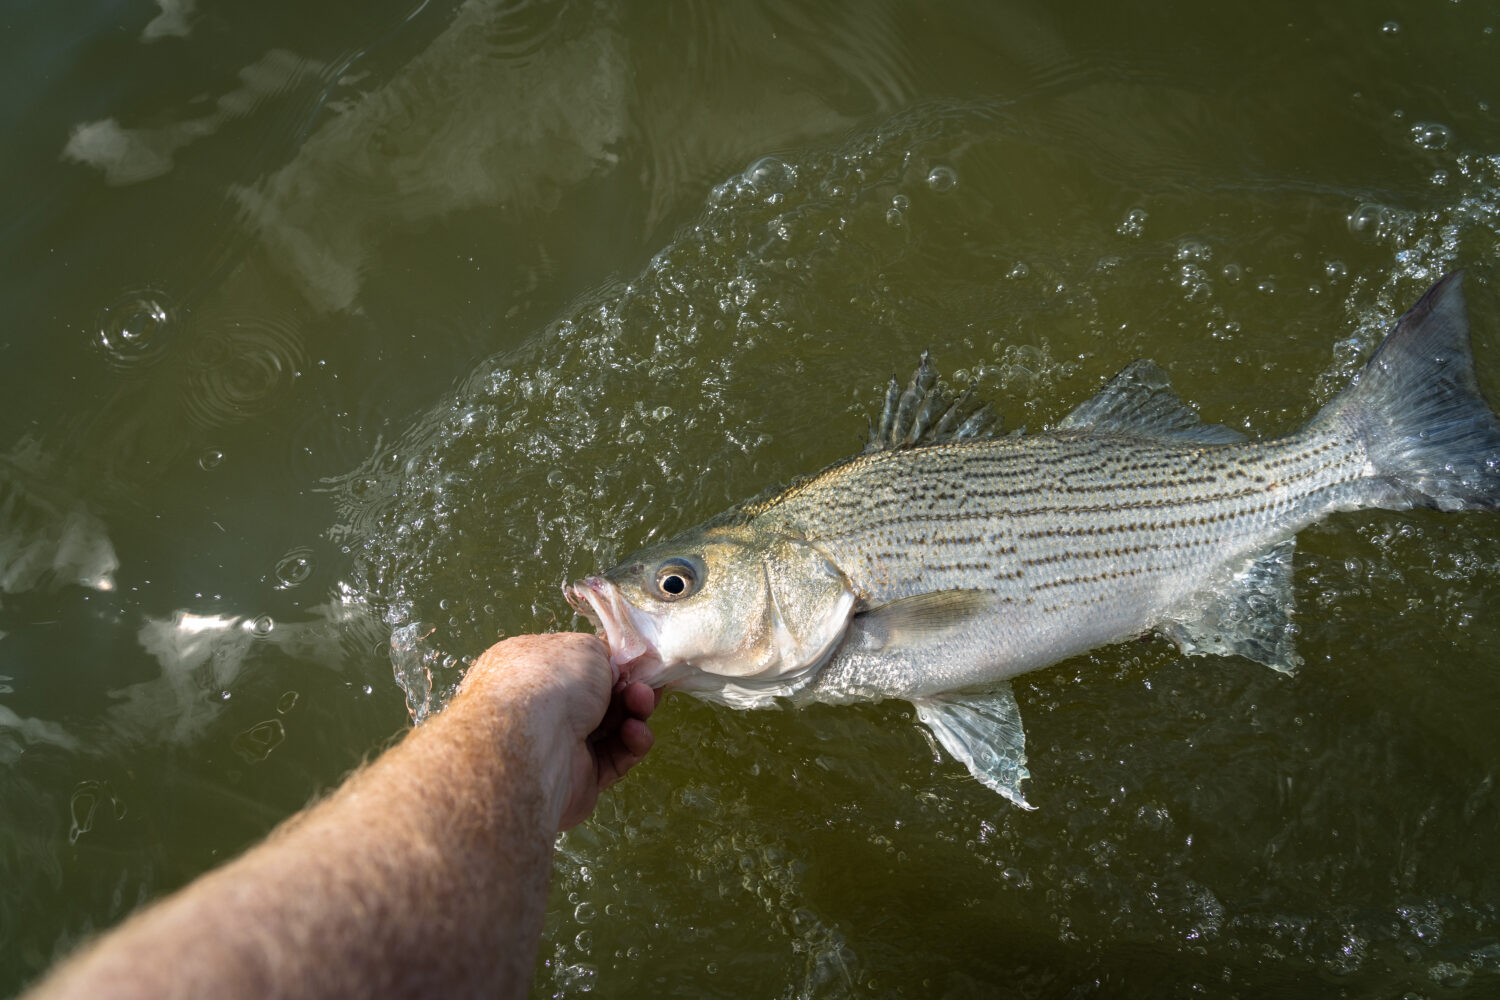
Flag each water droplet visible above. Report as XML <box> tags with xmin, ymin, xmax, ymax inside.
<box><xmin>559</xmin><ymin>964</ymin><xmax>596</xmax><ymax>991</ymax></box>
<box><xmin>926</xmin><ymin>165</ymin><xmax>958</xmax><ymax>192</ymax></box>
<box><xmin>274</xmin><ymin>548</ymin><xmax>314</xmax><ymax>589</ymax></box>
<box><xmin>1411</xmin><ymin>121</ymin><xmax>1453</xmax><ymax>150</ymax></box>
<box><xmin>96</xmin><ymin>291</ymin><xmax>174</xmax><ymax>366</ymax></box>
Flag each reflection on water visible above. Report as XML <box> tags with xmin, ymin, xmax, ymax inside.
<box><xmin>4</xmin><ymin>0</ymin><xmax>1500</xmax><ymax>995</ymax></box>
<box><xmin>0</xmin><ymin>440</ymin><xmax>118</xmax><ymax>595</ymax></box>
<box><xmin>63</xmin><ymin>49</ymin><xmax>325</xmax><ymax>187</ymax></box>
<box><xmin>141</xmin><ymin>0</ymin><xmax>197</xmax><ymax>43</ymax></box>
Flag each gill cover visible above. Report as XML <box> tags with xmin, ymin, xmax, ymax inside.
<box><xmin>740</xmin><ymin>535</ymin><xmax>857</xmax><ymax>680</ymax></box>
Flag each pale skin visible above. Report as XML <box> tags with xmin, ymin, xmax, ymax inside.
<box><xmin>25</xmin><ymin>633</ymin><xmax>657</xmax><ymax>1000</ymax></box>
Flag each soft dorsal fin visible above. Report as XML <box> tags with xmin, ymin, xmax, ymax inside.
<box><xmin>866</xmin><ymin>353</ymin><xmax>1003</xmax><ymax>452</ymax></box>
<box><xmin>1055</xmin><ymin>359</ymin><xmax>1245</xmax><ymax>443</ymax></box>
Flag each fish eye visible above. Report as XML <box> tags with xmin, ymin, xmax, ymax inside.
<box><xmin>653</xmin><ymin>560</ymin><xmax>699</xmax><ymax>601</ymax></box>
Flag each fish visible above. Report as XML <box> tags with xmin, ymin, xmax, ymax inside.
<box><xmin>566</xmin><ymin>272</ymin><xmax>1500</xmax><ymax>807</ymax></box>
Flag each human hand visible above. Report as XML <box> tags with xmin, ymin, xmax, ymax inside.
<box><xmin>460</xmin><ymin>633</ymin><xmax>660</xmax><ymax>831</ymax></box>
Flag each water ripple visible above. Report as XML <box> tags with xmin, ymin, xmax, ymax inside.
<box><xmin>181</xmin><ymin>313</ymin><xmax>305</xmax><ymax>430</ymax></box>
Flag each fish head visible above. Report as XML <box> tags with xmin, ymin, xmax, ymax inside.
<box><xmin>565</xmin><ymin>524</ymin><xmax>856</xmax><ymax>705</ymax></box>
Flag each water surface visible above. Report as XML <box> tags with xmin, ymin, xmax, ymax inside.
<box><xmin>3</xmin><ymin>1</ymin><xmax>1500</xmax><ymax>996</ymax></box>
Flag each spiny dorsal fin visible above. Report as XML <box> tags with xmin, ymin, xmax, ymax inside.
<box><xmin>865</xmin><ymin>353</ymin><xmax>1002</xmax><ymax>452</ymax></box>
<box><xmin>1055</xmin><ymin>359</ymin><xmax>1245</xmax><ymax>443</ymax></box>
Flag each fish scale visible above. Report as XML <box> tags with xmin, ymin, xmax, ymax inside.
<box><xmin>780</xmin><ymin>429</ymin><xmax>1360</xmax><ymax>598</ymax></box>
<box><xmin>774</xmin><ymin>425</ymin><xmax>1368</xmax><ymax>703</ymax></box>
<box><xmin>568</xmin><ymin>272</ymin><xmax>1500</xmax><ymax>806</ymax></box>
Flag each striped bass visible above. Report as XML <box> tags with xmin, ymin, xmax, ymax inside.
<box><xmin>566</xmin><ymin>272</ymin><xmax>1500</xmax><ymax>807</ymax></box>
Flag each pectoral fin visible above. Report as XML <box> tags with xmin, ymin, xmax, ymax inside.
<box><xmin>913</xmin><ymin>683</ymin><xmax>1034</xmax><ymax>809</ymax></box>
<box><xmin>853</xmin><ymin>589</ymin><xmax>993</xmax><ymax>651</ymax></box>
<box><xmin>1159</xmin><ymin>538</ymin><xmax>1302</xmax><ymax>674</ymax></box>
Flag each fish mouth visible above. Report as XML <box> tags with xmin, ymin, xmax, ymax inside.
<box><xmin>563</xmin><ymin>576</ymin><xmax>664</xmax><ymax>687</ymax></box>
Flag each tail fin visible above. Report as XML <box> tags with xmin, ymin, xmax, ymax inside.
<box><xmin>1320</xmin><ymin>271</ymin><xmax>1500</xmax><ymax>512</ymax></box>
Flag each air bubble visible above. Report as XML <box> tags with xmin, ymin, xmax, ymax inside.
<box><xmin>1117</xmin><ymin>208</ymin><xmax>1148</xmax><ymax>238</ymax></box>
<box><xmin>926</xmin><ymin>165</ymin><xmax>957</xmax><ymax>192</ymax></box>
<box><xmin>197</xmin><ymin>448</ymin><xmax>224</xmax><ymax>470</ymax></box>
<box><xmin>1380</xmin><ymin>20</ymin><xmax>1400</xmax><ymax>35</ymax></box>
<box><xmin>1175</xmin><ymin>239</ymin><xmax>1212</xmax><ymax>262</ymax></box>
<box><xmin>1347</xmin><ymin>203</ymin><xmax>1395</xmax><ymax>241</ymax></box>
<box><xmin>1410</xmin><ymin>121</ymin><xmax>1453</xmax><ymax>150</ymax></box>
<box><xmin>250</xmin><ymin>615</ymin><xmax>275</xmax><ymax>637</ymax></box>
<box><xmin>742</xmin><ymin>156</ymin><xmax>797</xmax><ymax>197</ymax></box>
<box><xmin>276</xmin><ymin>690</ymin><xmax>299</xmax><ymax>714</ymax></box>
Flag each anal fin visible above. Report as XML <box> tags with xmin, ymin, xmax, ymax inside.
<box><xmin>1159</xmin><ymin>538</ymin><xmax>1302</xmax><ymax>674</ymax></box>
<box><xmin>913</xmin><ymin>682</ymin><xmax>1035</xmax><ymax>809</ymax></box>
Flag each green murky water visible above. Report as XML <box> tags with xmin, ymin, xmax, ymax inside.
<box><xmin>4</xmin><ymin>1</ymin><xmax>1500</xmax><ymax>995</ymax></box>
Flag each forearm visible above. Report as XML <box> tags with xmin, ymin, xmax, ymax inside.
<box><xmin>31</xmin><ymin>677</ymin><xmax>564</xmax><ymax>1000</ymax></box>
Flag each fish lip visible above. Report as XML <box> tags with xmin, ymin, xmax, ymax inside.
<box><xmin>563</xmin><ymin>576</ymin><xmax>664</xmax><ymax>687</ymax></box>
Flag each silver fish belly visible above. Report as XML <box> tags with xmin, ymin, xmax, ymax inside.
<box><xmin>569</xmin><ymin>272</ymin><xmax>1500</xmax><ymax>807</ymax></box>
